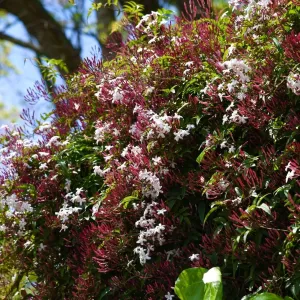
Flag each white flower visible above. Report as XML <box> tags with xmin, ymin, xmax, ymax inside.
<box><xmin>222</xmin><ymin>114</ymin><xmax>229</xmax><ymax>124</ymax></box>
<box><xmin>112</xmin><ymin>87</ymin><xmax>124</xmax><ymax>103</ymax></box>
<box><xmin>139</xmin><ymin>170</ymin><xmax>162</xmax><ymax>199</ymax></box>
<box><xmin>228</xmin><ymin>145</ymin><xmax>236</xmax><ymax>153</ymax></box>
<box><xmin>39</xmin><ymin>152</ymin><xmax>50</xmax><ymax>157</ymax></box>
<box><xmin>203</xmin><ymin>267</ymin><xmax>222</xmax><ymax>284</ymax></box>
<box><xmin>152</xmin><ymin>156</ymin><xmax>162</xmax><ymax>165</ymax></box>
<box><xmin>150</xmin><ymin>113</ymin><xmax>172</xmax><ymax>138</ymax></box>
<box><xmin>228</xmin><ymin>44</ymin><xmax>236</xmax><ymax>56</ymax></box>
<box><xmin>65</xmin><ymin>179</ymin><xmax>71</xmax><ymax>192</ymax></box>
<box><xmin>220</xmin><ymin>141</ymin><xmax>227</xmax><ymax>149</ymax></box>
<box><xmin>166</xmin><ymin>248</ymin><xmax>180</xmax><ymax>261</ymax></box>
<box><xmin>132</xmin><ymin>146</ymin><xmax>142</xmax><ymax>156</ymax></box>
<box><xmin>20</xmin><ymin>202</ymin><xmax>33</xmax><ymax>213</ymax></box>
<box><xmin>0</xmin><ymin>124</ymin><xmax>9</xmax><ymax>130</ymax></box>
<box><xmin>148</xmin><ymin>37</ymin><xmax>156</xmax><ymax>44</ymax></box>
<box><xmin>104</xmin><ymin>155</ymin><xmax>113</xmax><ymax>162</ymax></box>
<box><xmin>113</xmin><ymin>128</ymin><xmax>120</xmax><ymax>136</ymax></box>
<box><xmin>24</xmin><ymin>241</ymin><xmax>32</xmax><ymax>248</ymax></box>
<box><xmin>229</xmin><ymin>110</ymin><xmax>248</xmax><ymax>124</ymax></box>
<box><xmin>121</xmin><ymin>145</ymin><xmax>129</xmax><ymax>157</ymax></box>
<box><xmin>154</xmin><ymin>223</ymin><xmax>165</xmax><ymax>233</ymax></box>
<box><xmin>165</xmin><ymin>292</ymin><xmax>175</xmax><ymax>300</ymax></box>
<box><xmin>286</xmin><ymin>170</ymin><xmax>295</xmax><ymax>182</ymax></box>
<box><xmin>173</xmin><ymin>113</ymin><xmax>183</xmax><ymax>120</ymax></box>
<box><xmin>19</xmin><ymin>218</ymin><xmax>26</xmax><ymax>230</ymax></box>
<box><xmin>55</xmin><ymin>204</ymin><xmax>82</xmax><ymax>223</ymax></box>
<box><xmin>186</xmin><ymin>124</ymin><xmax>195</xmax><ymax>130</ymax></box>
<box><xmin>105</xmin><ymin>145</ymin><xmax>114</xmax><ymax>151</ymax></box>
<box><xmin>127</xmin><ymin>260</ymin><xmax>134</xmax><ymax>267</ymax></box>
<box><xmin>46</xmin><ymin>136</ymin><xmax>61</xmax><ymax>147</ymax></box>
<box><xmin>227</xmin><ymin>80</ymin><xmax>238</xmax><ymax>93</ymax></box>
<box><xmin>39</xmin><ymin>163</ymin><xmax>48</xmax><ymax>170</ymax></box>
<box><xmin>117</xmin><ymin>162</ymin><xmax>127</xmax><ymax>171</ymax></box>
<box><xmin>39</xmin><ymin>243</ymin><xmax>46</xmax><ymax>251</ymax></box>
<box><xmin>136</xmin><ymin>234</ymin><xmax>147</xmax><ymax>245</ymax></box>
<box><xmin>285</xmin><ymin>162</ymin><xmax>292</xmax><ymax>171</ymax></box>
<box><xmin>94</xmin><ymin>122</ymin><xmax>111</xmax><ymax>143</ymax></box>
<box><xmin>257</xmin><ymin>0</ymin><xmax>271</xmax><ymax>9</ymax></box>
<box><xmin>185</xmin><ymin>61</ymin><xmax>194</xmax><ymax>68</ymax></box>
<box><xmin>189</xmin><ymin>253</ymin><xmax>200</xmax><ymax>262</ymax></box>
<box><xmin>0</xmin><ymin>224</ymin><xmax>7</xmax><ymax>232</ymax></box>
<box><xmin>133</xmin><ymin>246</ymin><xmax>151</xmax><ymax>265</ymax></box>
<box><xmin>39</xmin><ymin>122</ymin><xmax>52</xmax><ymax>131</ymax></box>
<box><xmin>93</xmin><ymin>166</ymin><xmax>104</xmax><ymax>176</ymax></box>
<box><xmin>157</xmin><ymin>208</ymin><xmax>167</xmax><ymax>215</ymax></box>
<box><xmin>76</xmin><ymin>187</ymin><xmax>84</xmax><ymax>195</ymax></box>
<box><xmin>60</xmin><ymin>224</ymin><xmax>68</xmax><ymax>231</ymax></box>
<box><xmin>287</xmin><ymin>72</ymin><xmax>300</xmax><ymax>95</ymax></box>
<box><xmin>71</xmin><ymin>195</ymin><xmax>86</xmax><ymax>206</ymax></box>
<box><xmin>174</xmin><ymin>129</ymin><xmax>190</xmax><ymax>141</ymax></box>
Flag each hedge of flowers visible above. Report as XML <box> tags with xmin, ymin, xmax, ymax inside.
<box><xmin>0</xmin><ymin>0</ymin><xmax>300</xmax><ymax>298</ymax></box>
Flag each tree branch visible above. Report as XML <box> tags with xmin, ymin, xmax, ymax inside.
<box><xmin>0</xmin><ymin>32</ymin><xmax>43</xmax><ymax>55</ymax></box>
<box><xmin>0</xmin><ymin>0</ymin><xmax>81</xmax><ymax>73</ymax></box>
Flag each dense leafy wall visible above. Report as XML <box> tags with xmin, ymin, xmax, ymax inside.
<box><xmin>0</xmin><ymin>0</ymin><xmax>300</xmax><ymax>299</ymax></box>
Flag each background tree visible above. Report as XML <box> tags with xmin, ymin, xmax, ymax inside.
<box><xmin>0</xmin><ymin>0</ymin><xmax>222</xmax><ymax>76</ymax></box>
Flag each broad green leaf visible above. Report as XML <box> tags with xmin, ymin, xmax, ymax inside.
<box><xmin>249</xmin><ymin>293</ymin><xmax>284</xmax><ymax>300</ymax></box>
<box><xmin>203</xmin><ymin>281</ymin><xmax>223</xmax><ymax>300</ymax></box>
<box><xmin>202</xmin><ymin>267</ymin><xmax>223</xmax><ymax>300</ymax></box>
<box><xmin>175</xmin><ymin>267</ymin><xmax>223</xmax><ymax>300</ymax></box>
<box><xmin>174</xmin><ymin>267</ymin><xmax>207</xmax><ymax>300</ymax></box>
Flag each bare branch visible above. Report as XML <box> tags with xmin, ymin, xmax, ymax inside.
<box><xmin>0</xmin><ymin>31</ymin><xmax>43</xmax><ymax>55</ymax></box>
<box><xmin>0</xmin><ymin>0</ymin><xmax>81</xmax><ymax>73</ymax></box>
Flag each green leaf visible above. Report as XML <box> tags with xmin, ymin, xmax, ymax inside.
<box><xmin>87</xmin><ymin>3</ymin><xmax>103</xmax><ymax>19</ymax></box>
<box><xmin>174</xmin><ymin>268</ymin><xmax>207</xmax><ymax>300</ymax></box>
<box><xmin>243</xmin><ymin>229</ymin><xmax>252</xmax><ymax>243</ymax></box>
<box><xmin>204</xmin><ymin>206</ymin><xmax>221</xmax><ymax>225</ymax></box>
<box><xmin>249</xmin><ymin>293</ymin><xmax>284</xmax><ymax>300</ymax></box>
<box><xmin>174</xmin><ymin>267</ymin><xmax>223</xmax><ymax>300</ymax></box>
<box><xmin>196</xmin><ymin>147</ymin><xmax>209</xmax><ymax>164</ymax></box>
<box><xmin>290</xmin><ymin>279</ymin><xmax>300</xmax><ymax>300</ymax></box>
<box><xmin>272</xmin><ymin>37</ymin><xmax>283</xmax><ymax>53</ymax></box>
<box><xmin>274</xmin><ymin>184</ymin><xmax>291</xmax><ymax>197</ymax></box>
<box><xmin>203</xmin><ymin>281</ymin><xmax>223</xmax><ymax>300</ymax></box>
<box><xmin>257</xmin><ymin>203</ymin><xmax>272</xmax><ymax>216</ymax></box>
<box><xmin>198</xmin><ymin>201</ymin><xmax>206</xmax><ymax>224</ymax></box>
<box><xmin>120</xmin><ymin>195</ymin><xmax>139</xmax><ymax>208</ymax></box>
<box><xmin>97</xmin><ymin>287</ymin><xmax>110</xmax><ymax>299</ymax></box>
